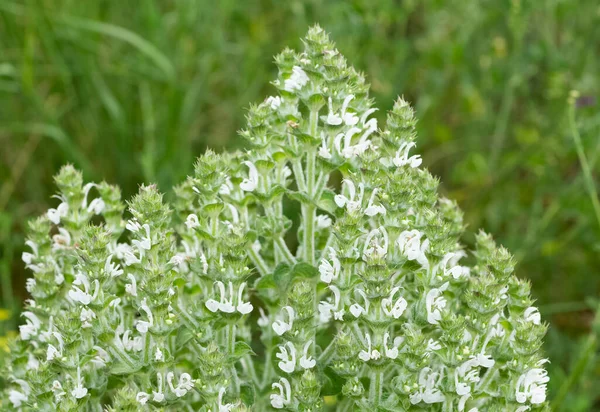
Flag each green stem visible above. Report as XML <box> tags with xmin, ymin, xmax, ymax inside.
<box><xmin>227</xmin><ymin>323</ymin><xmax>240</xmax><ymax>395</ymax></box>
<box><xmin>552</xmin><ymin>303</ymin><xmax>600</xmax><ymax>410</ymax></box>
<box><xmin>568</xmin><ymin>103</ymin><xmax>600</xmax><ymax>232</ymax></box>
<box><xmin>247</xmin><ymin>246</ymin><xmax>270</xmax><ymax>276</ymax></box>
<box><xmin>369</xmin><ymin>370</ymin><xmax>383</xmax><ymax>406</ymax></box>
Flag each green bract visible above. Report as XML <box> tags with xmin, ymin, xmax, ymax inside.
<box><xmin>2</xmin><ymin>26</ymin><xmax>548</xmax><ymax>411</ymax></box>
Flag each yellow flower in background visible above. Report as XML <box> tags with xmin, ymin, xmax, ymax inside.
<box><xmin>0</xmin><ymin>331</ymin><xmax>17</xmax><ymax>352</ymax></box>
<box><xmin>0</xmin><ymin>308</ymin><xmax>11</xmax><ymax>321</ymax></box>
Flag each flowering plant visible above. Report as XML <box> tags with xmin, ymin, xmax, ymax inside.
<box><xmin>1</xmin><ymin>26</ymin><xmax>549</xmax><ymax>411</ymax></box>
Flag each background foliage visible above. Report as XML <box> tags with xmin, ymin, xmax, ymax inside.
<box><xmin>1</xmin><ymin>0</ymin><xmax>599</xmax><ymax>409</ymax></box>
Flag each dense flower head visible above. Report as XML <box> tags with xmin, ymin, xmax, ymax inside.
<box><xmin>1</xmin><ymin>25</ymin><xmax>548</xmax><ymax>411</ymax></box>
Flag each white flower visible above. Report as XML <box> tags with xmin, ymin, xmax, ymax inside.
<box><xmin>87</xmin><ymin>197</ymin><xmax>105</xmax><ymax>215</ymax></box>
<box><xmin>240</xmin><ymin>161</ymin><xmax>259</xmax><ymax>192</ymax></box>
<box><xmin>393</xmin><ymin>141</ymin><xmax>422</xmax><ymax>168</ymax></box>
<box><xmin>318</xmin><ymin>138</ymin><xmax>332</xmax><ymax>159</ymax></box>
<box><xmin>25</xmin><ymin>278</ymin><xmax>36</xmax><ymax>292</ymax></box>
<box><xmin>136</xmin><ymin>392</ymin><xmax>150</xmax><ymax>405</ymax></box>
<box><xmin>266</xmin><ymin>96</ymin><xmax>282</xmax><ymax>110</ymax></box>
<box><xmin>333</xmin><ymin>124</ymin><xmax>376</xmax><ymax>159</ymax></box>
<box><xmin>80</xmin><ymin>307</ymin><xmax>96</xmax><ymax>328</ymax></box>
<box><xmin>397</xmin><ymin>229</ymin><xmax>430</xmax><ymax>268</ymax></box>
<box><xmin>205</xmin><ymin>281</ymin><xmax>235</xmax><ymax>314</ymax></box>
<box><xmin>334</xmin><ymin>180</ymin><xmax>363</xmax><ymax>214</ymax></box>
<box><xmin>47</xmin><ymin>201</ymin><xmax>68</xmax><ymax>224</ymax></box>
<box><xmin>126</xmin><ymin>218</ymin><xmax>141</xmax><ymax>232</ymax></box>
<box><xmin>272</xmin><ymin>306</ymin><xmax>295</xmax><ymax>336</ymax></box>
<box><xmin>325</xmin><ymin>95</ymin><xmax>359</xmax><ymax>126</ymax></box>
<box><xmin>364</xmin><ymin>188</ymin><xmax>386</xmax><ymax>217</ymax></box>
<box><xmin>155</xmin><ymin>347</ymin><xmax>164</xmax><ymax>362</ymax></box>
<box><xmin>167</xmin><ymin>372</ymin><xmax>194</xmax><ymax>398</ymax></box>
<box><xmin>258</xmin><ymin>307</ymin><xmax>270</xmax><ymax>327</ymax></box>
<box><xmin>427</xmin><ymin>339</ymin><xmax>442</xmax><ymax>352</ymax></box>
<box><xmin>383</xmin><ymin>332</ymin><xmax>402</xmax><ymax>359</ymax></box>
<box><xmin>515</xmin><ymin>368</ymin><xmax>549</xmax><ymax>405</ymax></box>
<box><xmin>125</xmin><ymin>273</ymin><xmax>138</xmax><ymax>296</ymax></box>
<box><xmin>426</xmin><ymin>283</ymin><xmax>449</xmax><ymax>325</ymax></box>
<box><xmin>68</xmin><ymin>273</ymin><xmax>98</xmax><ymax>305</ymax></box>
<box><xmin>236</xmin><ymin>282</ymin><xmax>254</xmax><ymax>315</ymax></box>
<box><xmin>27</xmin><ymin>353</ymin><xmax>39</xmax><ymax>370</ymax></box>
<box><xmin>185</xmin><ymin>213</ymin><xmax>200</xmax><ymax>229</ymax></box>
<box><xmin>9</xmin><ymin>380</ymin><xmax>30</xmax><ymax>408</ymax></box>
<box><xmin>316</xmin><ymin>214</ymin><xmax>332</xmax><ymax>229</ymax></box>
<box><xmin>524</xmin><ymin>307</ymin><xmax>541</xmax><ymax>325</ymax></box>
<box><xmin>153</xmin><ymin>373</ymin><xmax>165</xmax><ymax>402</ymax></box>
<box><xmin>437</xmin><ymin>251</ymin><xmax>470</xmax><ymax>279</ymax></box>
<box><xmin>299</xmin><ymin>341</ymin><xmax>316</xmax><ymax>369</ymax></box>
<box><xmin>283</xmin><ymin>66</ymin><xmax>309</xmax><ymax>91</ymax></box>
<box><xmin>19</xmin><ymin>311</ymin><xmax>41</xmax><ymax>340</ymax></box>
<box><xmin>318</xmin><ymin>285</ymin><xmax>344</xmax><ymax>323</ymax></box>
<box><xmin>104</xmin><ymin>254</ymin><xmax>123</xmax><ymax>277</ymax></box>
<box><xmin>363</xmin><ymin>226</ymin><xmax>389</xmax><ymax>261</ymax></box>
<box><xmin>219</xmin><ymin>176</ymin><xmax>234</xmax><ymax>195</ymax></box>
<box><xmin>136</xmin><ymin>299</ymin><xmax>154</xmax><ymax>334</ymax></box>
<box><xmin>381</xmin><ymin>287</ymin><xmax>408</xmax><ymax>319</ymax></box>
<box><xmin>358</xmin><ymin>333</ymin><xmax>381</xmax><ymax>362</ymax></box>
<box><xmin>218</xmin><ymin>387</ymin><xmax>236</xmax><ymax>412</ymax></box>
<box><xmin>276</xmin><ymin>342</ymin><xmax>297</xmax><ymax>373</ymax></box>
<box><xmin>52</xmin><ymin>227</ymin><xmax>71</xmax><ymax>250</ymax></box>
<box><xmin>51</xmin><ymin>380</ymin><xmax>65</xmax><ymax>403</ymax></box>
<box><xmin>319</xmin><ymin>247</ymin><xmax>340</xmax><ymax>284</ymax></box>
<box><xmin>71</xmin><ymin>367</ymin><xmax>88</xmax><ymax>399</ymax></box>
<box><xmin>409</xmin><ymin>367</ymin><xmax>445</xmax><ymax>405</ymax></box>
<box><xmin>349</xmin><ymin>289</ymin><xmax>369</xmax><ymax>318</ymax></box>
<box><xmin>132</xmin><ymin>223</ymin><xmax>152</xmax><ymax>252</ymax></box>
<box><xmin>270</xmin><ymin>377</ymin><xmax>292</xmax><ymax>409</ymax></box>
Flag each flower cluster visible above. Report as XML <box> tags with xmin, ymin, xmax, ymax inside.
<box><xmin>1</xmin><ymin>26</ymin><xmax>548</xmax><ymax>411</ymax></box>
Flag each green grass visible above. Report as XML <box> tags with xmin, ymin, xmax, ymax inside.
<box><xmin>2</xmin><ymin>0</ymin><xmax>600</xmax><ymax>407</ymax></box>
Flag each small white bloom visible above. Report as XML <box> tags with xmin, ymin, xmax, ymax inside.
<box><xmin>155</xmin><ymin>347</ymin><xmax>164</xmax><ymax>362</ymax></box>
<box><xmin>524</xmin><ymin>307</ymin><xmax>541</xmax><ymax>325</ymax></box>
<box><xmin>125</xmin><ymin>273</ymin><xmax>138</xmax><ymax>296</ymax></box>
<box><xmin>153</xmin><ymin>373</ymin><xmax>165</xmax><ymax>402</ymax></box>
<box><xmin>319</xmin><ymin>247</ymin><xmax>340</xmax><ymax>284</ymax></box>
<box><xmin>136</xmin><ymin>299</ymin><xmax>154</xmax><ymax>334</ymax></box>
<box><xmin>384</xmin><ymin>332</ymin><xmax>402</xmax><ymax>359</ymax></box>
<box><xmin>87</xmin><ymin>197</ymin><xmax>105</xmax><ymax>214</ymax></box>
<box><xmin>258</xmin><ymin>307</ymin><xmax>270</xmax><ymax>327</ymax></box>
<box><xmin>283</xmin><ymin>66</ymin><xmax>309</xmax><ymax>91</ymax></box>
<box><xmin>349</xmin><ymin>289</ymin><xmax>369</xmax><ymax>318</ymax></box>
<box><xmin>47</xmin><ymin>202</ymin><xmax>69</xmax><ymax>225</ymax></box>
<box><xmin>137</xmin><ymin>392</ymin><xmax>150</xmax><ymax>405</ymax></box>
<box><xmin>218</xmin><ymin>387</ymin><xmax>236</xmax><ymax>412</ymax></box>
<box><xmin>397</xmin><ymin>229</ymin><xmax>430</xmax><ymax>268</ymax></box>
<box><xmin>240</xmin><ymin>161</ymin><xmax>259</xmax><ymax>192</ymax></box>
<box><xmin>363</xmin><ymin>226</ymin><xmax>389</xmax><ymax>261</ymax></box>
<box><xmin>185</xmin><ymin>213</ymin><xmax>200</xmax><ymax>229</ymax></box>
<box><xmin>19</xmin><ymin>311</ymin><xmax>41</xmax><ymax>340</ymax></box>
<box><xmin>80</xmin><ymin>307</ymin><xmax>96</xmax><ymax>328</ymax></box>
<box><xmin>316</xmin><ymin>214</ymin><xmax>332</xmax><ymax>229</ymax></box>
<box><xmin>515</xmin><ymin>368</ymin><xmax>549</xmax><ymax>405</ymax></box>
<box><xmin>104</xmin><ymin>254</ymin><xmax>123</xmax><ymax>277</ymax></box>
<box><xmin>270</xmin><ymin>377</ymin><xmax>292</xmax><ymax>409</ymax></box>
<box><xmin>276</xmin><ymin>342</ymin><xmax>297</xmax><ymax>373</ymax></box>
<box><xmin>71</xmin><ymin>367</ymin><xmax>88</xmax><ymax>399</ymax></box>
<box><xmin>318</xmin><ymin>285</ymin><xmax>344</xmax><ymax>323</ymax></box>
<box><xmin>393</xmin><ymin>141</ymin><xmax>422</xmax><ymax>168</ymax></box>
<box><xmin>272</xmin><ymin>306</ymin><xmax>295</xmax><ymax>336</ymax></box>
<box><xmin>266</xmin><ymin>96</ymin><xmax>282</xmax><ymax>110</ymax></box>
<box><xmin>426</xmin><ymin>283</ymin><xmax>449</xmax><ymax>325</ymax></box>
<box><xmin>9</xmin><ymin>380</ymin><xmax>30</xmax><ymax>408</ymax></box>
<box><xmin>364</xmin><ymin>188</ymin><xmax>386</xmax><ymax>217</ymax></box>
<box><xmin>381</xmin><ymin>287</ymin><xmax>407</xmax><ymax>319</ymax></box>
<box><xmin>299</xmin><ymin>341</ymin><xmax>316</xmax><ymax>369</ymax></box>
<box><xmin>132</xmin><ymin>223</ymin><xmax>152</xmax><ymax>252</ymax></box>
<box><xmin>358</xmin><ymin>333</ymin><xmax>380</xmax><ymax>362</ymax></box>
<box><xmin>409</xmin><ymin>367</ymin><xmax>446</xmax><ymax>405</ymax></box>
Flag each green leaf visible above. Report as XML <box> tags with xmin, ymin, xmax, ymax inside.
<box><xmin>240</xmin><ymin>382</ymin><xmax>256</xmax><ymax>406</ymax></box>
<box><xmin>318</xmin><ymin>189</ymin><xmax>339</xmax><ymax>214</ymax></box>
<box><xmin>292</xmin><ymin>262</ymin><xmax>318</xmax><ymax>279</ymax></box>
<box><xmin>233</xmin><ymin>341</ymin><xmax>255</xmax><ymax>358</ymax></box>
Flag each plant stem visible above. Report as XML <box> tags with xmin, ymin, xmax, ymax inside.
<box><xmin>369</xmin><ymin>370</ymin><xmax>383</xmax><ymax>406</ymax></box>
<box><xmin>568</xmin><ymin>103</ymin><xmax>600</xmax><ymax>232</ymax></box>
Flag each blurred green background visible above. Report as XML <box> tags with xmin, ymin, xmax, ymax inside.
<box><xmin>1</xmin><ymin>0</ymin><xmax>600</xmax><ymax>408</ymax></box>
